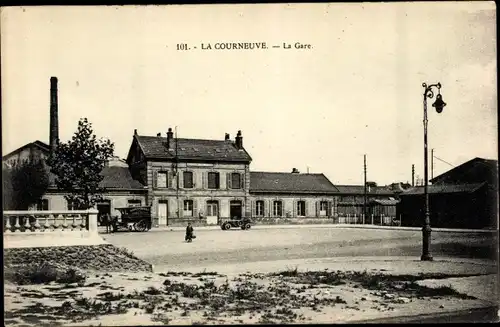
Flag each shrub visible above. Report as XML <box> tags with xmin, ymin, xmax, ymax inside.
<box><xmin>5</xmin><ymin>262</ymin><xmax>87</xmax><ymax>285</ymax></box>
<box><xmin>273</xmin><ymin>266</ymin><xmax>299</xmax><ymax>277</ymax></box>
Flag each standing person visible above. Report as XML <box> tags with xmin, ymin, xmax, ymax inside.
<box><xmin>185</xmin><ymin>222</ymin><xmax>194</xmax><ymax>242</ymax></box>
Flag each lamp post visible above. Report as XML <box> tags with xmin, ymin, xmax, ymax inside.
<box><xmin>421</xmin><ymin>82</ymin><xmax>446</xmax><ymax>261</ymax></box>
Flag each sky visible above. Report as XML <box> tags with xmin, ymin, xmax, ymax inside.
<box><xmin>1</xmin><ymin>3</ymin><xmax>497</xmax><ymax>186</ymax></box>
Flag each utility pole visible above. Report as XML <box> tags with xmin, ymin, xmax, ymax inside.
<box><xmin>412</xmin><ymin>164</ymin><xmax>415</xmax><ymax>187</ymax></box>
<box><xmin>363</xmin><ymin>154</ymin><xmax>367</xmax><ymax>225</ymax></box>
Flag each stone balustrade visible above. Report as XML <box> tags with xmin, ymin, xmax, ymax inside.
<box><xmin>3</xmin><ymin>209</ymin><xmax>104</xmax><ymax>248</ymax></box>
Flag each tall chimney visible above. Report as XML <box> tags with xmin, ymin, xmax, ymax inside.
<box><xmin>225</xmin><ymin>133</ymin><xmax>230</xmax><ymax>141</ymax></box>
<box><xmin>49</xmin><ymin>77</ymin><xmax>59</xmax><ymax>155</ymax></box>
<box><xmin>235</xmin><ymin>130</ymin><xmax>243</xmax><ymax>150</ymax></box>
<box><xmin>412</xmin><ymin>164</ymin><xmax>415</xmax><ymax>187</ymax></box>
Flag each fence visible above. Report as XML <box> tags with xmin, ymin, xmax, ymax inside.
<box><xmin>336</xmin><ymin>214</ymin><xmax>401</xmax><ymax>226</ymax></box>
<box><xmin>3</xmin><ymin>209</ymin><xmax>104</xmax><ymax>248</ymax></box>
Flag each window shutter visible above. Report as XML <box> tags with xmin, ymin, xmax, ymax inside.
<box><xmin>179</xmin><ymin>171</ymin><xmax>184</xmax><ymax>189</ymax></box>
<box><xmin>202</xmin><ymin>172</ymin><xmax>207</xmax><ymax>189</ymax></box>
<box><xmin>193</xmin><ymin>200</ymin><xmax>198</xmax><ymax>217</ymax></box>
<box><xmin>281</xmin><ymin>201</ymin><xmax>286</xmax><ymax>217</ymax></box>
<box><xmin>293</xmin><ymin>200</ymin><xmax>297</xmax><ymax>217</ymax></box>
<box><xmin>179</xmin><ymin>201</ymin><xmax>184</xmax><ymax>218</ymax></box>
<box><xmin>240</xmin><ymin>173</ymin><xmax>244</xmax><ymax>189</ymax></box>
<box><xmin>192</xmin><ymin>172</ymin><xmax>196</xmax><ymax>188</ymax></box>
<box><xmin>269</xmin><ymin>200</ymin><xmax>273</xmax><ymax>217</ymax></box>
<box><xmin>316</xmin><ymin>201</ymin><xmax>320</xmax><ymax>217</ymax></box>
<box><xmin>252</xmin><ymin>201</ymin><xmax>256</xmax><ymax>217</ymax></box>
<box><xmin>165</xmin><ymin>171</ymin><xmax>170</xmax><ymax>188</ymax></box>
<box><xmin>227</xmin><ymin>172</ymin><xmax>231</xmax><ymax>189</ymax></box>
<box><xmin>172</xmin><ymin>171</ymin><xmax>178</xmax><ymax>189</ymax></box>
<box><xmin>153</xmin><ymin>171</ymin><xmax>158</xmax><ymax>189</ymax></box>
<box><xmin>263</xmin><ymin>200</ymin><xmax>267</xmax><ymax>218</ymax></box>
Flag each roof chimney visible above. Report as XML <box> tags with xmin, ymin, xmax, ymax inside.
<box><xmin>166</xmin><ymin>127</ymin><xmax>174</xmax><ymax>150</ymax></box>
<box><xmin>235</xmin><ymin>130</ymin><xmax>243</xmax><ymax>150</ymax></box>
<box><xmin>291</xmin><ymin>168</ymin><xmax>300</xmax><ymax>174</ymax></box>
<box><xmin>134</xmin><ymin>129</ymin><xmax>138</xmax><ymax>135</ymax></box>
<box><xmin>225</xmin><ymin>133</ymin><xmax>230</xmax><ymax>141</ymax></box>
<box><xmin>49</xmin><ymin>77</ymin><xmax>59</xmax><ymax>155</ymax></box>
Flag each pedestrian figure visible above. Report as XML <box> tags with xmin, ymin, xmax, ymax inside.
<box><xmin>185</xmin><ymin>222</ymin><xmax>195</xmax><ymax>242</ymax></box>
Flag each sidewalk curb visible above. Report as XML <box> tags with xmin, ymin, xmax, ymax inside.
<box><xmin>106</xmin><ymin>224</ymin><xmax>497</xmax><ymax>234</ymax></box>
<box><xmin>348</xmin><ymin>305</ymin><xmax>499</xmax><ymax>324</ymax></box>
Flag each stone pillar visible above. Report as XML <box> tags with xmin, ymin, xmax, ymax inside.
<box><xmin>87</xmin><ymin>209</ymin><xmax>99</xmax><ymax>236</ymax></box>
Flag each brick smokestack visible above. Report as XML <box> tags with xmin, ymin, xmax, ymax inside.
<box><xmin>49</xmin><ymin>77</ymin><xmax>59</xmax><ymax>155</ymax></box>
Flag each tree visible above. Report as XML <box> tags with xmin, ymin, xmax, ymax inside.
<box><xmin>2</xmin><ymin>160</ymin><xmax>50</xmax><ymax>210</ymax></box>
<box><xmin>47</xmin><ymin>118</ymin><xmax>114</xmax><ymax>209</ymax></box>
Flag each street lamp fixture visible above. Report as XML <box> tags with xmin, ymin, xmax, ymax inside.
<box><xmin>421</xmin><ymin>82</ymin><xmax>446</xmax><ymax>261</ymax></box>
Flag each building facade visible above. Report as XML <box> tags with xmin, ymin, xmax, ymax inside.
<box><xmin>126</xmin><ymin>129</ymin><xmax>252</xmax><ymax>226</ymax></box>
<box><xmin>2</xmin><ymin>76</ymin><xmax>403</xmax><ymax>226</ymax></box>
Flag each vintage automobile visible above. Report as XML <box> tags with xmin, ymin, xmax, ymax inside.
<box><xmin>112</xmin><ymin>206</ymin><xmax>152</xmax><ymax>232</ymax></box>
<box><xmin>219</xmin><ymin>217</ymin><xmax>252</xmax><ymax>230</ymax></box>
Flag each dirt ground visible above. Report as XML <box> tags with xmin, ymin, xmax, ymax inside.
<box><xmin>4</xmin><ymin>258</ymin><xmax>498</xmax><ymax>326</ymax></box>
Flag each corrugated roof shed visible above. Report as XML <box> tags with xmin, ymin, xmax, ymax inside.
<box><xmin>400</xmin><ymin>182</ymin><xmax>485</xmax><ymax>195</ymax></box>
<box><xmin>337</xmin><ymin>198</ymin><xmax>400</xmax><ymax>205</ymax></box>
<box><xmin>334</xmin><ymin>185</ymin><xmax>396</xmax><ymax>195</ymax></box>
<box><xmin>430</xmin><ymin>157</ymin><xmax>497</xmax><ymax>184</ymax></box>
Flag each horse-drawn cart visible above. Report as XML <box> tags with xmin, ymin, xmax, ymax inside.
<box><xmin>113</xmin><ymin>206</ymin><xmax>152</xmax><ymax>232</ymax></box>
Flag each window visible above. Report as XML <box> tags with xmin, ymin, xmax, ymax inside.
<box><xmin>157</xmin><ymin>171</ymin><xmax>168</xmax><ymax>188</ymax></box>
<box><xmin>255</xmin><ymin>200</ymin><xmax>264</xmax><ymax>217</ymax></box>
<box><xmin>183</xmin><ymin>171</ymin><xmax>194</xmax><ymax>189</ymax></box>
<box><xmin>273</xmin><ymin>201</ymin><xmax>282</xmax><ymax>217</ymax></box>
<box><xmin>297</xmin><ymin>201</ymin><xmax>306</xmax><ymax>217</ymax></box>
<box><xmin>208</xmin><ymin>172</ymin><xmax>220</xmax><ymax>189</ymax></box>
<box><xmin>36</xmin><ymin>199</ymin><xmax>49</xmax><ymax>211</ymax></box>
<box><xmin>231</xmin><ymin>173</ymin><xmax>241</xmax><ymax>189</ymax></box>
<box><xmin>207</xmin><ymin>201</ymin><xmax>218</xmax><ymax>217</ymax></box>
<box><xmin>320</xmin><ymin>201</ymin><xmax>328</xmax><ymax>217</ymax></box>
<box><xmin>67</xmin><ymin>199</ymin><xmax>83</xmax><ymax>210</ymax></box>
<box><xmin>184</xmin><ymin>200</ymin><xmax>193</xmax><ymax>216</ymax></box>
<box><xmin>128</xmin><ymin>199</ymin><xmax>142</xmax><ymax>207</ymax></box>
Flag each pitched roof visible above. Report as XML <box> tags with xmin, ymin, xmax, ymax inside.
<box><xmin>400</xmin><ymin>182</ymin><xmax>486</xmax><ymax>196</ymax></box>
<box><xmin>48</xmin><ymin>166</ymin><xmax>146</xmax><ymax>190</ymax></box>
<box><xmin>99</xmin><ymin>166</ymin><xmax>146</xmax><ymax>189</ymax></box>
<box><xmin>250</xmin><ymin>172</ymin><xmax>339</xmax><ymax>194</ymax></box>
<box><xmin>2</xmin><ymin>140</ymin><xmax>50</xmax><ymax>159</ymax></box>
<box><xmin>333</xmin><ymin>185</ymin><xmax>396</xmax><ymax>195</ymax></box>
<box><xmin>134</xmin><ymin>135</ymin><xmax>252</xmax><ymax>162</ymax></box>
<box><xmin>430</xmin><ymin>157</ymin><xmax>497</xmax><ymax>184</ymax></box>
